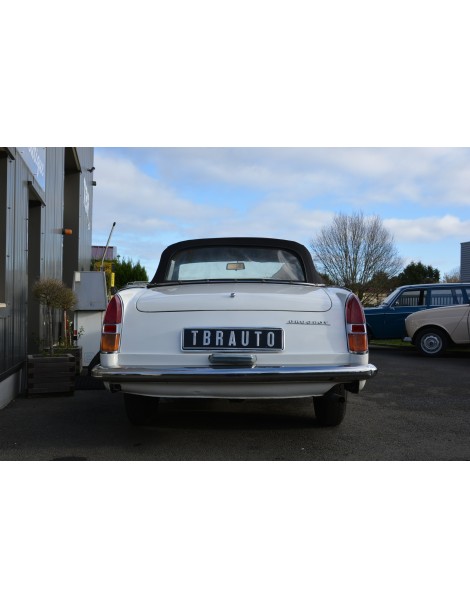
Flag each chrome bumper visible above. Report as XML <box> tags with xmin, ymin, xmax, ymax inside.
<box><xmin>92</xmin><ymin>363</ymin><xmax>377</xmax><ymax>385</ymax></box>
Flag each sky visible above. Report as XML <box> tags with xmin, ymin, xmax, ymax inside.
<box><xmin>92</xmin><ymin>147</ymin><xmax>470</xmax><ymax>280</ymax></box>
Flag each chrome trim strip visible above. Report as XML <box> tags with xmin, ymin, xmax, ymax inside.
<box><xmin>92</xmin><ymin>363</ymin><xmax>377</xmax><ymax>384</ymax></box>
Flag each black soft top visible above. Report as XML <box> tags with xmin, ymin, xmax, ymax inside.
<box><xmin>151</xmin><ymin>237</ymin><xmax>323</xmax><ymax>284</ymax></box>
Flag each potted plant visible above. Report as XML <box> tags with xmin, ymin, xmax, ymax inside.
<box><xmin>55</xmin><ymin>323</ymin><xmax>85</xmax><ymax>375</ymax></box>
<box><xmin>27</xmin><ymin>278</ymin><xmax>78</xmax><ymax>396</ymax></box>
<box><xmin>53</xmin><ymin>288</ymin><xmax>84</xmax><ymax>375</ymax></box>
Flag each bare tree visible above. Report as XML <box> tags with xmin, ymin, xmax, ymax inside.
<box><xmin>310</xmin><ymin>211</ymin><xmax>403</xmax><ymax>301</ymax></box>
<box><xmin>442</xmin><ymin>267</ymin><xmax>461</xmax><ymax>283</ymax></box>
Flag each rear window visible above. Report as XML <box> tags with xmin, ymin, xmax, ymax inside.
<box><xmin>164</xmin><ymin>246</ymin><xmax>306</xmax><ymax>282</ymax></box>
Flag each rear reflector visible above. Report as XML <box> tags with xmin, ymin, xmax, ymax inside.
<box><xmin>101</xmin><ymin>334</ymin><xmax>121</xmax><ymax>353</ymax></box>
<box><xmin>348</xmin><ymin>333</ymin><xmax>368</xmax><ymax>353</ymax></box>
<box><xmin>101</xmin><ymin>294</ymin><xmax>123</xmax><ymax>353</ymax></box>
<box><xmin>346</xmin><ymin>294</ymin><xmax>368</xmax><ymax>354</ymax></box>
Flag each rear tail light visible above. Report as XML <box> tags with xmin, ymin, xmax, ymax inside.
<box><xmin>100</xmin><ymin>294</ymin><xmax>123</xmax><ymax>353</ymax></box>
<box><xmin>346</xmin><ymin>293</ymin><xmax>368</xmax><ymax>354</ymax></box>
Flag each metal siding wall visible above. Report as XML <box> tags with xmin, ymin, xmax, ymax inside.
<box><xmin>0</xmin><ymin>160</ymin><xmax>6</xmax><ymax>302</ymax></box>
<box><xmin>13</xmin><ymin>155</ymin><xmax>29</xmax><ymax>364</ymax></box>
<box><xmin>62</xmin><ymin>148</ymin><xmax>94</xmax><ymax>285</ymax></box>
<box><xmin>2</xmin><ymin>152</ymin><xmax>29</xmax><ymax>369</ymax></box>
<box><xmin>27</xmin><ymin>203</ymin><xmax>42</xmax><ymax>352</ymax></box>
<box><xmin>0</xmin><ymin>158</ymin><xmax>10</xmax><ymax>372</ymax></box>
<box><xmin>461</xmin><ymin>242</ymin><xmax>470</xmax><ymax>282</ymax></box>
<box><xmin>4</xmin><ymin>157</ymin><xmax>16</xmax><ymax>369</ymax></box>
<box><xmin>43</xmin><ymin>148</ymin><xmax>65</xmax><ymax>280</ymax></box>
<box><xmin>62</xmin><ymin>171</ymin><xmax>80</xmax><ymax>286</ymax></box>
<box><xmin>77</xmin><ymin>148</ymin><xmax>94</xmax><ymax>272</ymax></box>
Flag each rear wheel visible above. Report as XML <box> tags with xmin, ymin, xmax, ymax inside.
<box><xmin>124</xmin><ymin>393</ymin><xmax>160</xmax><ymax>425</ymax></box>
<box><xmin>314</xmin><ymin>386</ymin><xmax>347</xmax><ymax>427</ymax></box>
<box><xmin>415</xmin><ymin>327</ymin><xmax>448</xmax><ymax>357</ymax></box>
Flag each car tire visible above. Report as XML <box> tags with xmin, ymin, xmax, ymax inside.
<box><xmin>415</xmin><ymin>327</ymin><xmax>448</xmax><ymax>357</ymax></box>
<box><xmin>314</xmin><ymin>386</ymin><xmax>347</xmax><ymax>427</ymax></box>
<box><xmin>124</xmin><ymin>393</ymin><xmax>160</xmax><ymax>425</ymax></box>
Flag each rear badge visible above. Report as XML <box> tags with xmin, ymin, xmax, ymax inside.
<box><xmin>287</xmin><ymin>320</ymin><xmax>330</xmax><ymax>326</ymax></box>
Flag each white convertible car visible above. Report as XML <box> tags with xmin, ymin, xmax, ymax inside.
<box><xmin>92</xmin><ymin>238</ymin><xmax>377</xmax><ymax>426</ymax></box>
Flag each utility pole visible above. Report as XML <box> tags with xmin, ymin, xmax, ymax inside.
<box><xmin>100</xmin><ymin>222</ymin><xmax>116</xmax><ymax>270</ymax></box>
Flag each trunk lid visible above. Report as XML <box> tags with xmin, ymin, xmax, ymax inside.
<box><xmin>135</xmin><ymin>283</ymin><xmax>332</xmax><ymax>313</ymax></box>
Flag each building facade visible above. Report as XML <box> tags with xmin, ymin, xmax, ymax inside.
<box><xmin>91</xmin><ymin>245</ymin><xmax>117</xmax><ymax>262</ymax></box>
<box><xmin>0</xmin><ymin>147</ymin><xmax>94</xmax><ymax>408</ymax></box>
<box><xmin>461</xmin><ymin>241</ymin><xmax>470</xmax><ymax>282</ymax></box>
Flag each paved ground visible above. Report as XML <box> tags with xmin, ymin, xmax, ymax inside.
<box><xmin>1</xmin><ymin>346</ymin><xmax>469</xmax><ymax>460</ymax></box>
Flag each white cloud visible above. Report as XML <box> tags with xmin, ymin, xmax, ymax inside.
<box><xmin>384</xmin><ymin>215</ymin><xmax>470</xmax><ymax>243</ymax></box>
<box><xmin>139</xmin><ymin>147</ymin><xmax>470</xmax><ymax>207</ymax></box>
<box><xmin>92</xmin><ymin>152</ymin><xmax>217</xmax><ymax>235</ymax></box>
<box><xmin>180</xmin><ymin>201</ymin><xmax>334</xmax><ymax>245</ymax></box>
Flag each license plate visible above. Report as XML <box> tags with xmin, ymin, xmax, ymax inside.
<box><xmin>182</xmin><ymin>328</ymin><xmax>284</xmax><ymax>351</ymax></box>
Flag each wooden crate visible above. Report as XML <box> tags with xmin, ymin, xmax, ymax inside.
<box><xmin>27</xmin><ymin>354</ymin><xmax>76</xmax><ymax>396</ymax></box>
<box><xmin>52</xmin><ymin>347</ymin><xmax>83</xmax><ymax>375</ymax></box>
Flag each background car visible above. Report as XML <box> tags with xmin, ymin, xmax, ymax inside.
<box><xmin>405</xmin><ymin>304</ymin><xmax>470</xmax><ymax>356</ymax></box>
<box><xmin>365</xmin><ymin>283</ymin><xmax>470</xmax><ymax>340</ymax></box>
<box><xmin>93</xmin><ymin>237</ymin><xmax>377</xmax><ymax>427</ymax></box>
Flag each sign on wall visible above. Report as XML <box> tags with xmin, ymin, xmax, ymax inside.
<box><xmin>18</xmin><ymin>147</ymin><xmax>46</xmax><ymax>191</ymax></box>
<box><xmin>83</xmin><ymin>176</ymin><xmax>91</xmax><ymax>230</ymax></box>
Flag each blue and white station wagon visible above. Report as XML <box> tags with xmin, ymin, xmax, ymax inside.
<box><xmin>93</xmin><ymin>238</ymin><xmax>377</xmax><ymax>426</ymax></box>
<box><xmin>365</xmin><ymin>283</ymin><xmax>470</xmax><ymax>340</ymax></box>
